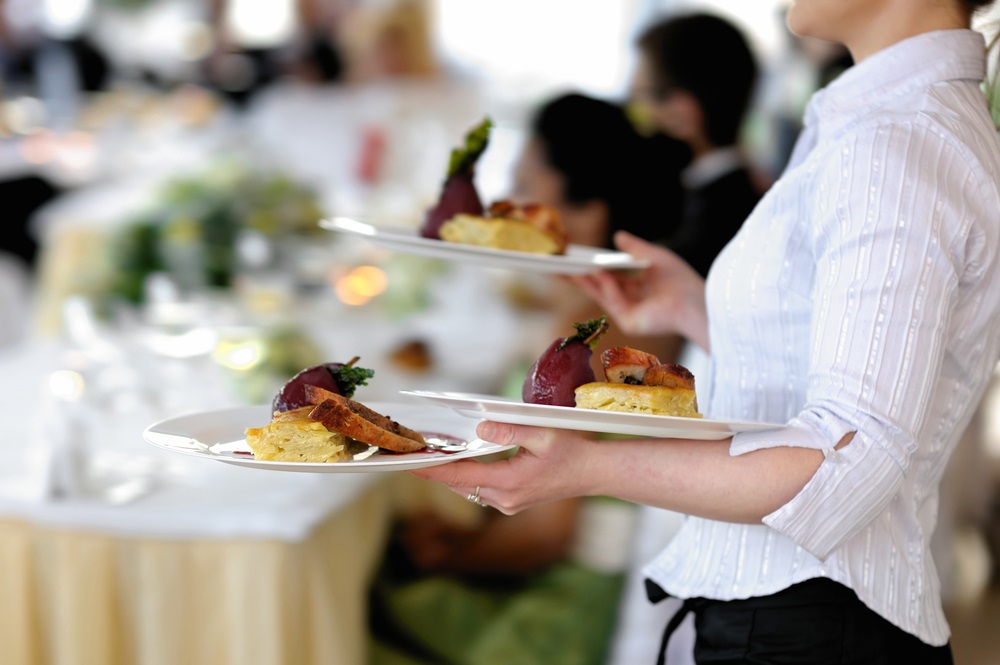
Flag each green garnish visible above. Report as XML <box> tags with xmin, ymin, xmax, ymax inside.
<box><xmin>446</xmin><ymin>117</ymin><xmax>493</xmax><ymax>179</ymax></box>
<box><xmin>327</xmin><ymin>357</ymin><xmax>375</xmax><ymax>398</ymax></box>
<box><xmin>558</xmin><ymin>316</ymin><xmax>610</xmax><ymax>351</ymax></box>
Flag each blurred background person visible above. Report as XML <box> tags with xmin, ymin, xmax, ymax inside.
<box><xmin>0</xmin><ymin>0</ymin><xmax>110</xmax><ymax>271</ymax></box>
<box><xmin>512</xmin><ymin>91</ymin><xmax>688</xmax><ymax>250</ymax></box>
<box><xmin>283</xmin><ymin>0</ymin><xmax>352</xmax><ymax>84</ymax></box>
<box><xmin>630</xmin><ymin>11</ymin><xmax>761</xmax><ymax>280</ymax></box>
<box><xmin>201</xmin><ymin>0</ymin><xmax>356</xmax><ymax>107</ymax></box>
<box><xmin>202</xmin><ymin>0</ymin><xmax>291</xmax><ymax>107</ymax></box>
<box><xmin>0</xmin><ymin>0</ymin><xmax>113</xmax><ymax>101</ymax></box>
<box><xmin>338</xmin><ymin>0</ymin><xmax>438</xmax><ymax>83</ymax></box>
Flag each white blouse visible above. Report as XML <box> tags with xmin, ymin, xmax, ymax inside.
<box><xmin>644</xmin><ymin>30</ymin><xmax>1000</xmax><ymax>646</ymax></box>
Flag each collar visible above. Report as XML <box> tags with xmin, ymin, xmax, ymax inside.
<box><xmin>803</xmin><ymin>29</ymin><xmax>986</xmax><ymax>133</ymax></box>
<box><xmin>681</xmin><ymin>147</ymin><xmax>744</xmax><ymax>189</ymax></box>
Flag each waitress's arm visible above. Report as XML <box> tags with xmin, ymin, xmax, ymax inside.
<box><xmin>584</xmin><ymin>430</ymin><xmax>853</xmax><ymax>524</ymax></box>
<box><xmin>433</xmin><ymin>421</ymin><xmax>851</xmax><ymax>525</ymax></box>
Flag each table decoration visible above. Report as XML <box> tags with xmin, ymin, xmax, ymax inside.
<box><xmin>105</xmin><ymin>158</ymin><xmax>326</xmax><ymax>305</ymax></box>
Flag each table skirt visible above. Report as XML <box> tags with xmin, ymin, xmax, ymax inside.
<box><xmin>0</xmin><ymin>483</ymin><xmax>394</xmax><ymax>665</ymax></box>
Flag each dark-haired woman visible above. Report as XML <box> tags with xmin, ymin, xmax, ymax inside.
<box><xmin>414</xmin><ymin>0</ymin><xmax>1000</xmax><ymax>662</ymax></box>
<box><xmin>512</xmin><ymin>92</ymin><xmax>689</xmax><ymax>250</ymax></box>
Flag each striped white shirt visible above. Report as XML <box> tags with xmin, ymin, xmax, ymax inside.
<box><xmin>644</xmin><ymin>29</ymin><xmax>1000</xmax><ymax>645</ymax></box>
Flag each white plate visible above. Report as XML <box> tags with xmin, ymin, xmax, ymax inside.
<box><xmin>400</xmin><ymin>391</ymin><xmax>782</xmax><ymax>440</ymax></box>
<box><xmin>320</xmin><ymin>216</ymin><xmax>648</xmax><ymax>274</ymax></box>
<box><xmin>143</xmin><ymin>403</ymin><xmax>517</xmax><ymax>473</ymax></box>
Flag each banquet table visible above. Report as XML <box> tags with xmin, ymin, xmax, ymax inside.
<box><xmin>0</xmin><ymin>336</ymin><xmax>492</xmax><ymax>665</ymax></box>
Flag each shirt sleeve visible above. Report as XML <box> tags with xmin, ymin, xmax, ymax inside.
<box><xmin>729</xmin><ymin>120</ymin><xmax>982</xmax><ymax>560</ymax></box>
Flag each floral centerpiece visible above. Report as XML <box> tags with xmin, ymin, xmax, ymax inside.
<box><xmin>108</xmin><ymin>159</ymin><xmax>325</xmax><ymax>304</ymax></box>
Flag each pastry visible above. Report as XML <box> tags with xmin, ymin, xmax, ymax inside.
<box><xmin>439</xmin><ymin>200</ymin><xmax>568</xmax><ymax>255</ymax></box>
<box><xmin>574</xmin><ymin>381</ymin><xmax>700</xmax><ymax>417</ymax></box>
<box><xmin>245</xmin><ymin>406</ymin><xmax>354</xmax><ymax>462</ymax></box>
<box><xmin>245</xmin><ymin>360</ymin><xmax>426</xmax><ymax>462</ymax></box>
<box><xmin>574</xmin><ymin>348</ymin><xmax>700</xmax><ymax>417</ymax></box>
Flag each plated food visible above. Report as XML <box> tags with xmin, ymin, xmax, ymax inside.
<box><xmin>244</xmin><ymin>406</ymin><xmax>359</xmax><ymax>463</ymax></box>
<box><xmin>400</xmin><ymin>390</ymin><xmax>771</xmax><ymax>440</ymax></box>
<box><xmin>521</xmin><ymin>317</ymin><xmax>700</xmax><ymax>418</ymax></box>
<box><xmin>321</xmin><ymin>117</ymin><xmax>647</xmax><ymax>273</ymax></box>
<box><xmin>245</xmin><ymin>358</ymin><xmax>428</xmax><ymax>463</ymax></box>
<box><xmin>420</xmin><ymin>118</ymin><xmax>568</xmax><ymax>256</ymax></box>
<box><xmin>440</xmin><ymin>200</ymin><xmax>568</xmax><ymax>255</ymax></box>
<box><xmin>144</xmin><ymin>404</ymin><xmax>517</xmax><ymax>473</ymax></box>
<box><xmin>321</xmin><ymin>217</ymin><xmax>646</xmax><ymax>274</ymax></box>
<box><xmin>420</xmin><ymin>117</ymin><xmax>492</xmax><ymax>240</ymax></box>
<box><xmin>575</xmin><ymin>349</ymin><xmax>699</xmax><ymax>418</ymax></box>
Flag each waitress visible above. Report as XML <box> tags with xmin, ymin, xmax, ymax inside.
<box><xmin>414</xmin><ymin>0</ymin><xmax>1000</xmax><ymax>662</ymax></box>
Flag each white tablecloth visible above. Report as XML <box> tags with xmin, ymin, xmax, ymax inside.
<box><xmin>0</xmin><ymin>332</ymin><xmax>492</xmax><ymax>665</ymax></box>
<box><xmin>0</xmin><ymin>310</ymin><xmax>510</xmax><ymax>540</ymax></box>
<box><xmin>0</xmin><ymin>339</ymin><xmax>383</xmax><ymax>541</ymax></box>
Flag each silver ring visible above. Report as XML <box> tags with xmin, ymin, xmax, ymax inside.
<box><xmin>466</xmin><ymin>486</ymin><xmax>485</xmax><ymax>507</ymax></box>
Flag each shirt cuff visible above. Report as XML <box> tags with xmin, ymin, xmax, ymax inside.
<box><xmin>730</xmin><ymin>414</ymin><xmax>853</xmax><ymax>457</ymax></box>
<box><xmin>761</xmin><ymin>437</ymin><xmax>904</xmax><ymax>560</ymax></box>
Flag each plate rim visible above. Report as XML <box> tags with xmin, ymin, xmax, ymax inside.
<box><xmin>142</xmin><ymin>402</ymin><xmax>516</xmax><ymax>472</ymax></box>
<box><xmin>319</xmin><ymin>216</ymin><xmax>649</xmax><ymax>273</ymax></box>
<box><xmin>398</xmin><ymin>390</ymin><xmax>783</xmax><ymax>438</ymax></box>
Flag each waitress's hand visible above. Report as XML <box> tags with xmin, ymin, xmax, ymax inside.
<box><xmin>569</xmin><ymin>231</ymin><xmax>709</xmax><ymax>350</ymax></box>
<box><xmin>408</xmin><ymin>421</ymin><xmax>601</xmax><ymax>515</ymax></box>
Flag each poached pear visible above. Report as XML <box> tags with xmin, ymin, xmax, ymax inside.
<box><xmin>272</xmin><ymin>356</ymin><xmax>375</xmax><ymax>413</ymax></box>
<box><xmin>420</xmin><ymin>117</ymin><xmax>492</xmax><ymax>239</ymax></box>
<box><xmin>421</xmin><ymin>173</ymin><xmax>483</xmax><ymax>239</ymax></box>
<box><xmin>522</xmin><ymin>316</ymin><xmax>610</xmax><ymax>406</ymax></box>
